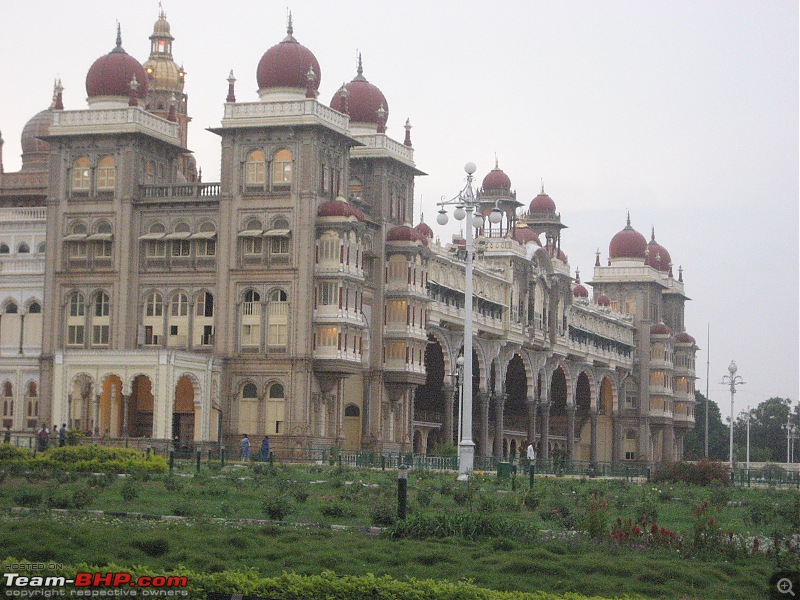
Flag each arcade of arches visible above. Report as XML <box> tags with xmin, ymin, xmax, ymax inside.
<box><xmin>413</xmin><ymin>336</ymin><xmax>621</xmax><ymax>462</ymax></box>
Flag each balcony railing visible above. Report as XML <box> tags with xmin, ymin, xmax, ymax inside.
<box><xmin>139</xmin><ymin>183</ymin><xmax>221</xmax><ymax>199</ymax></box>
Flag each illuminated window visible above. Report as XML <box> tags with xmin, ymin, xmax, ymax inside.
<box><xmin>96</xmin><ymin>156</ymin><xmax>116</xmax><ymax>191</ymax></box>
<box><xmin>272</xmin><ymin>149</ymin><xmax>292</xmax><ymax>186</ymax></box>
<box><xmin>245</xmin><ymin>150</ymin><xmax>266</xmax><ymax>187</ymax></box>
<box><xmin>71</xmin><ymin>157</ymin><xmax>90</xmax><ymax>192</ymax></box>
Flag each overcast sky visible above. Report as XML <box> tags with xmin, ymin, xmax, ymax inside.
<box><xmin>1</xmin><ymin>1</ymin><xmax>797</xmax><ymax>420</ymax></box>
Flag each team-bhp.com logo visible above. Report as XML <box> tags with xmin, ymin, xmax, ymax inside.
<box><xmin>3</xmin><ymin>571</ymin><xmax>188</xmax><ymax>597</ymax></box>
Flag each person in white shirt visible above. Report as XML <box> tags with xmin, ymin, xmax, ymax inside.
<box><xmin>526</xmin><ymin>441</ymin><xmax>536</xmax><ymax>472</ymax></box>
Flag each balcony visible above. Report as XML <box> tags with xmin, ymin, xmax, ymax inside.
<box><xmin>139</xmin><ymin>183</ymin><xmax>221</xmax><ymax>202</ymax></box>
<box><xmin>0</xmin><ymin>256</ymin><xmax>45</xmax><ymax>275</ymax></box>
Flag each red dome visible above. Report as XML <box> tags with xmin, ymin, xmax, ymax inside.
<box><xmin>609</xmin><ymin>215</ymin><xmax>647</xmax><ymax>260</ymax></box>
<box><xmin>387</xmin><ymin>224</ymin><xmax>426</xmax><ymax>246</ymax></box>
<box><xmin>514</xmin><ymin>227</ymin><xmax>541</xmax><ymax>246</ymax></box>
<box><xmin>573</xmin><ymin>284</ymin><xmax>589</xmax><ymax>298</ymax></box>
<box><xmin>256</xmin><ymin>23</ymin><xmax>321</xmax><ymax>92</ymax></box>
<box><xmin>645</xmin><ymin>229</ymin><xmax>672</xmax><ymax>272</ymax></box>
<box><xmin>529</xmin><ymin>192</ymin><xmax>556</xmax><ymax>213</ymax></box>
<box><xmin>317</xmin><ymin>197</ymin><xmax>364</xmax><ymax>222</ymax></box>
<box><xmin>596</xmin><ymin>294</ymin><xmax>611</xmax><ymax>307</ymax></box>
<box><xmin>650</xmin><ymin>323</ymin><xmax>673</xmax><ymax>336</ymax></box>
<box><xmin>414</xmin><ymin>221</ymin><xmax>434</xmax><ymax>240</ymax></box>
<box><xmin>86</xmin><ymin>28</ymin><xmax>148</xmax><ymax>100</ymax></box>
<box><xmin>482</xmin><ymin>165</ymin><xmax>511</xmax><ymax>191</ymax></box>
<box><xmin>675</xmin><ymin>332</ymin><xmax>696</xmax><ymax>344</ymax></box>
<box><xmin>330</xmin><ymin>56</ymin><xmax>387</xmax><ymax>126</ymax></box>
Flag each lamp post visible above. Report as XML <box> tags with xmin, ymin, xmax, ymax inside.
<box><xmin>721</xmin><ymin>360</ymin><xmax>745</xmax><ymax>473</ymax></box>
<box><xmin>744</xmin><ymin>407</ymin><xmax>751</xmax><ymax>472</ymax></box>
<box><xmin>455</xmin><ymin>355</ymin><xmax>464</xmax><ymax>449</ymax></box>
<box><xmin>437</xmin><ymin>162</ymin><xmax>501</xmax><ymax>480</ymax></box>
<box><xmin>784</xmin><ymin>413</ymin><xmax>796</xmax><ymax>465</ymax></box>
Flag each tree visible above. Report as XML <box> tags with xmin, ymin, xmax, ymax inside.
<box><xmin>733</xmin><ymin>397</ymin><xmax>795</xmax><ymax>462</ymax></box>
<box><xmin>683</xmin><ymin>391</ymin><xmax>728</xmax><ymax>460</ymax></box>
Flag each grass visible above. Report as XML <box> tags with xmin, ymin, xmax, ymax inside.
<box><xmin>0</xmin><ymin>463</ymin><xmax>797</xmax><ymax>599</ymax></box>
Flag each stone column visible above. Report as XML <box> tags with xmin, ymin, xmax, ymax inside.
<box><xmin>566</xmin><ymin>405</ymin><xmax>576</xmax><ymax>459</ymax></box>
<box><xmin>590</xmin><ymin>409</ymin><xmax>599</xmax><ymax>463</ymax></box>
<box><xmin>664</xmin><ymin>424</ymin><xmax>675</xmax><ymax>462</ymax></box>
<box><xmin>540</xmin><ymin>401</ymin><xmax>551</xmax><ymax>460</ymax></box>
<box><xmin>442</xmin><ymin>384</ymin><xmax>454</xmax><ymax>446</ymax></box>
<box><xmin>493</xmin><ymin>393</ymin><xmax>506</xmax><ymax>458</ymax></box>
<box><xmin>527</xmin><ymin>396</ymin><xmax>537</xmax><ymax>444</ymax></box>
<box><xmin>477</xmin><ymin>391</ymin><xmax>490</xmax><ymax>456</ymax></box>
<box><xmin>122</xmin><ymin>394</ymin><xmax>131</xmax><ymax>440</ymax></box>
<box><xmin>93</xmin><ymin>393</ymin><xmax>101</xmax><ymax>437</ymax></box>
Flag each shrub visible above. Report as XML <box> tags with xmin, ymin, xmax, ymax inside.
<box><xmin>46</xmin><ymin>493</ymin><xmax>72</xmax><ymax>509</ymax></box>
<box><xmin>580</xmin><ymin>494</ymin><xmax>609</xmax><ymax>539</ymax></box>
<box><xmin>290</xmin><ymin>485</ymin><xmax>310</xmax><ymax>503</ymax></box>
<box><xmin>131</xmin><ymin>537</ymin><xmax>170</xmax><ymax>557</ymax></box>
<box><xmin>652</xmin><ymin>460</ymin><xmax>729</xmax><ymax>486</ymax></box>
<box><xmin>707</xmin><ymin>479</ymin><xmax>731</xmax><ymax>506</ymax></box>
<box><xmin>521</xmin><ymin>489</ymin><xmax>542</xmax><ymax>511</ymax></box>
<box><xmin>71</xmin><ymin>486</ymin><xmax>95</xmax><ymax>509</ymax></box>
<box><xmin>13</xmin><ymin>489</ymin><xmax>43</xmax><ymax>507</ymax></box>
<box><xmin>370</xmin><ymin>501</ymin><xmax>396</xmax><ymax>527</ymax></box>
<box><xmin>387</xmin><ymin>511</ymin><xmax>522</xmax><ymax>540</ymax></box>
<box><xmin>452</xmin><ymin>484</ymin><xmax>474</xmax><ymax>507</ymax></box>
<box><xmin>262</xmin><ymin>492</ymin><xmax>293</xmax><ymax>521</ymax></box>
<box><xmin>320</xmin><ymin>502</ymin><xmax>356</xmax><ymax>518</ymax></box>
<box><xmin>431</xmin><ymin>441</ymin><xmax>457</xmax><ymax>457</ymax></box>
<box><xmin>120</xmin><ymin>478</ymin><xmax>139</xmax><ymax>502</ymax></box>
<box><xmin>34</xmin><ymin>445</ymin><xmax>168</xmax><ymax>475</ymax></box>
<box><xmin>416</xmin><ymin>484</ymin><xmax>435</xmax><ymax>508</ymax></box>
<box><xmin>164</xmin><ymin>476</ymin><xmax>185</xmax><ymax>492</ymax></box>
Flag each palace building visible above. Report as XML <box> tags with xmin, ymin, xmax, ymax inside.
<box><xmin>0</xmin><ymin>11</ymin><xmax>697</xmax><ymax>462</ymax></box>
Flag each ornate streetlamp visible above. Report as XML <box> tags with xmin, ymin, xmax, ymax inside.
<box><xmin>721</xmin><ymin>360</ymin><xmax>745</xmax><ymax>473</ymax></box>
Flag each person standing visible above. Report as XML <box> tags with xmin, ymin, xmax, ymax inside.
<box><xmin>59</xmin><ymin>424</ymin><xmax>67</xmax><ymax>447</ymax></box>
<box><xmin>241</xmin><ymin>434</ymin><xmax>250</xmax><ymax>461</ymax></box>
<box><xmin>37</xmin><ymin>424</ymin><xmax>49</xmax><ymax>452</ymax></box>
<box><xmin>526</xmin><ymin>441</ymin><xmax>536</xmax><ymax>472</ymax></box>
<box><xmin>261</xmin><ymin>437</ymin><xmax>270</xmax><ymax>462</ymax></box>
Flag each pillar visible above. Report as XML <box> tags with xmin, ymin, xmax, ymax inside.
<box><xmin>527</xmin><ymin>396</ymin><xmax>537</xmax><ymax>444</ymax></box>
<box><xmin>442</xmin><ymin>384</ymin><xmax>454</xmax><ymax>446</ymax></box>
<box><xmin>477</xmin><ymin>391</ymin><xmax>490</xmax><ymax>456</ymax></box>
<box><xmin>590</xmin><ymin>409</ymin><xmax>599</xmax><ymax>463</ymax></box>
<box><xmin>493</xmin><ymin>393</ymin><xmax>506</xmax><ymax>458</ymax></box>
<box><xmin>540</xmin><ymin>401</ymin><xmax>551</xmax><ymax>460</ymax></box>
<box><xmin>566</xmin><ymin>405</ymin><xmax>576</xmax><ymax>459</ymax></box>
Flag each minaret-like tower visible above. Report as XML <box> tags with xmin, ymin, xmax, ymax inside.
<box><xmin>142</xmin><ymin>7</ymin><xmax>195</xmax><ymax>180</ymax></box>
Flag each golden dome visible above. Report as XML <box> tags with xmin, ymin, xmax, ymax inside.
<box><xmin>143</xmin><ymin>58</ymin><xmax>185</xmax><ymax>93</ymax></box>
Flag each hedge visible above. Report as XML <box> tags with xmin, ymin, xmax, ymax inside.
<box><xmin>0</xmin><ymin>444</ymin><xmax>167</xmax><ymax>475</ymax></box>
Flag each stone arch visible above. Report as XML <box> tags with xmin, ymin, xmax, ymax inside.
<box><xmin>129</xmin><ymin>374</ymin><xmax>154</xmax><ymax>438</ymax></box>
<box><xmin>173</xmin><ymin>373</ymin><xmax>199</xmax><ymax>444</ymax></box>
<box><xmin>99</xmin><ymin>374</ymin><xmax>124</xmax><ymax>437</ymax></box>
<box><xmin>69</xmin><ymin>373</ymin><xmax>94</xmax><ymax>432</ymax></box>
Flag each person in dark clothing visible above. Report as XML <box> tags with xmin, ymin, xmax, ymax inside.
<box><xmin>261</xmin><ymin>437</ymin><xmax>270</xmax><ymax>462</ymax></box>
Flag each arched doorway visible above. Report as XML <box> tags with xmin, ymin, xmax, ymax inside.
<box><xmin>415</xmin><ymin>336</ymin><xmax>448</xmax><ymax>449</ymax></box>
<box><xmin>172</xmin><ymin>375</ymin><xmax>195</xmax><ymax>444</ymax></box>
<box><xmin>597</xmin><ymin>377</ymin><xmax>615</xmax><ymax>461</ymax></box>
<box><xmin>503</xmin><ymin>354</ymin><xmax>528</xmax><ymax>456</ymax></box>
<box><xmin>549</xmin><ymin>367</ymin><xmax>568</xmax><ymax>439</ymax></box>
<box><xmin>575</xmin><ymin>371</ymin><xmax>592</xmax><ymax>460</ymax></box>
<box><xmin>130</xmin><ymin>375</ymin><xmax>154</xmax><ymax>438</ymax></box>
<box><xmin>69</xmin><ymin>374</ymin><xmax>93</xmax><ymax>433</ymax></box>
<box><xmin>343</xmin><ymin>404</ymin><xmax>361</xmax><ymax>450</ymax></box>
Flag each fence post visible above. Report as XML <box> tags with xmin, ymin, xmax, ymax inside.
<box><xmin>221</xmin><ymin>446</ymin><xmax>226</xmax><ymax>467</ymax></box>
<box><xmin>196</xmin><ymin>449</ymin><xmax>201</xmax><ymax>473</ymax></box>
<box><xmin>169</xmin><ymin>450</ymin><xmax>174</xmax><ymax>473</ymax></box>
<box><xmin>397</xmin><ymin>464</ymin><xmax>408</xmax><ymax>520</ymax></box>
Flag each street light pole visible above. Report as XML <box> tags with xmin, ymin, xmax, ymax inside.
<box><xmin>437</xmin><ymin>162</ymin><xmax>501</xmax><ymax>480</ymax></box>
<box><xmin>745</xmin><ymin>407</ymin><xmax>750</xmax><ymax>472</ymax></box>
<box><xmin>721</xmin><ymin>360</ymin><xmax>745</xmax><ymax>474</ymax></box>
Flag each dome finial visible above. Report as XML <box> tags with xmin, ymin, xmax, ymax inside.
<box><xmin>287</xmin><ymin>10</ymin><xmax>293</xmax><ymax>36</ymax></box>
<box><xmin>116</xmin><ymin>22</ymin><xmax>122</xmax><ymax>47</ymax></box>
<box><xmin>678</xmin><ymin>265</ymin><xmax>683</xmax><ymax>282</ymax></box>
<box><xmin>575</xmin><ymin>267</ymin><xmax>581</xmax><ymax>283</ymax></box>
<box><xmin>226</xmin><ymin>69</ymin><xmax>236</xmax><ymax>102</ymax></box>
<box><xmin>353</xmin><ymin>51</ymin><xmax>367</xmax><ymax>82</ymax></box>
<box><xmin>651</xmin><ymin>226</ymin><xmax>656</xmax><ymax>242</ymax></box>
<box><xmin>159</xmin><ymin>1</ymin><xmax>166</xmax><ymax>19</ymax></box>
<box><xmin>595</xmin><ymin>248</ymin><xmax>601</xmax><ymax>267</ymax></box>
<box><xmin>625</xmin><ymin>210</ymin><xmax>632</xmax><ymax>228</ymax></box>
<box><xmin>541</xmin><ymin>178</ymin><xmax>545</xmax><ymax>194</ymax></box>
<box><xmin>494</xmin><ymin>154</ymin><xmax>499</xmax><ymax>170</ymax></box>
<box><xmin>404</xmin><ymin>118</ymin><xmax>412</xmax><ymax>146</ymax></box>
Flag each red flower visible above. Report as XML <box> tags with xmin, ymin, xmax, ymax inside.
<box><xmin>752</xmin><ymin>537</ymin><xmax>760</xmax><ymax>553</ymax></box>
<box><xmin>651</xmin><ymin>523</ymin><xmax>659</xmax><ymax>535</ymax></box>
<box><xmin>632</xmin><ymin>525</ymin><xmax>641</xmax><ymax>535</ymax></box>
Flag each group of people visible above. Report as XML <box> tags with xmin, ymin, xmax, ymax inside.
<box><xmin>240</xmin><ymin>434</ymin><xmax>271</xmax><ymax>462</ymax></box>
<box><xmin>36</xmin><ymin>423</ymin><xmax>67</xmax><ymax>451</ymax></box>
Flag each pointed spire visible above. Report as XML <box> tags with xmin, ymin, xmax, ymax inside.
<box><xmin>651</xmin><ymin>226</ymin><xmax>656</xmax><ymax>242</ymax></box>
<box><xmin>197</xmin><ymin>167</ymin><xmax>202</xmax><ymax>183</ymax></box>
<box><xmin>403</xmin><ymin>118</ymin><xmax>412</xmax><ymax>146</ymax></box>
<box><xmin>158</xmin><ymin>1</ymin><xmax>166</xmax><ymax>19</ymax></box>
<box><xmin>354</xmin><ymin>51</ymin><xmax>367</xmax><ymax>82</ymax></box>
<box><xmin>541</xmin><ymin>179</ymin><xmax>545</xmax><ymax>194</ymax></box>
<box><xmin>575</xmin><ymin>268</ymin><xmax>581</xmax><ymax>284</ymax></box>
<box><xmin>678</xmin><ymin>265</ymin><xmax>683</xmax><ymax>282</ymax></box>
<box><xmin>494</xmin><ymin>154</ymin><xmax>499</xmax><ymax>169</ymax></box>
<box><xmin>226</xmin><ymin>70</ymin><xmax>236</xmax><ymax>103</ymax></box>
<box><xmin>112</xmin><ymin>22</ymin><xmax>126</xmax><ymax>54</ymax></box>
<box><xmin>305</xmin><ymin>66</ymin><xmax>317</xmax><ymax>98</ymax></box>
<box><xmin>595</xmin><ymin>248</ymin><xmax>601</xmax><ymax>267</ymax></box>
<box><xmin>284</xmin><ymin>10</ymin><xmax>296</xmax><ymax>42</ymax></box>
<box><xmin>54</xmin><ymin>78</ymin><xmax>64</xmax><ymax>110</ymax></box>
<box><xmin>625</xmin><ymin>210</ymin><xmax>631</xmax><ymax>228</ymax></box>
<box><xmin>668</xmin><ymin>263</ymin><xmax>674</xmax><ymax>278</ymax></box>
<box><xmin>128</xmin><ymin>75</ymin><xmax>139</xmax><ymax>107</ymax></box>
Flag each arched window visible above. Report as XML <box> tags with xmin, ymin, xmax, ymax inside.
<box><xmin>170</xmin><ymin>293</ymin><xmax>188</xmax><ymax>317</ymax></box>
<box><xmin>71</xmin><ymin>157</ymin><xmax>90</xmax><ymax>192</ymax></box>
<box><xmin>241</xmin><ymin>218</ymin><xmax>263</xmax><ymax>256</ymax></box>
<box><xmin>245</xmin><ymin>149</ymin><xmax>266</xmax><ymax>187</ymax></box>
<box><xmin>27</xmin><ymin>382</ymin><xmax>37</xmax><ymax>397</ymax></box>
<box><xmin>92</xmin><ymin>291</ymin><xmax>110</xmax><ymax>346</ymax></box>
<box><xmin>267</xmin><ymin>289</ymin><xmax>288</xmax><ymax>347</ymax></box>
<box><xmin>93</xmin><ymin>221</ymin><xmax>113</xmax><ymax>258</ymax></box>
<box><xmin>96</xmin><ymin>155</ymin><xmax>116</xmax><ymax>191</ymax></box>
<box><xmin>68</xmin><ymin>222</ymin><xmax>88</xmax><ymax>259</ymax></box>
<box><xmin>241</xmin><ymin>290</ymin><xmax>261</xmax><ymax>348</ymax></box>
<box><xmin>269</xmin><ymin>384</ymin><xmax>284</xmax><ymax>399</ymax></box>
<box><xmin>145</xmin><ymin>161</ymin><xmax>156</xmax><ymax>184</ymax></box>
<box><xmin>66</xmin><ymin>292</ymin><xmax>85</xmax><ymax>346</ymax></box>
<box><xmin>0</xmin><ymin>243</ymin><xmax>9</xmax><ymax>254</ymax></box>
<box><xmin>2</xmin><ymin>381</ymin><xmax>11</xmax><ymax>397</ymax></box>
<box><xmin>17</xmin><ymin>243</ymin><xmax>29</xmax><ymax>254</ymax></box>
<box><xmin>195</xmin><ymin>291</ymin><xmax>215</xmax><ymax>346</ymax></box>
<box><xmin>269</xmin><ymin>218</ymin><xmax>290</xmax><ymax>256</ymax></box>
<box><xmin>344</xmin><ymin>405</ymin><xmax>360</xmax><ymax>417</ymax></box>
<box><xmin>196</xmin><ymin>222</ymin><xmax>216</xmax><ymax>257</ymax></box>
<box><xmin>195</xmin><ymin>291</ymin><xmax>214</xmax><ymax>317</ymax></box>
<box><xmin>171</xmin><ymin>223</ymin><xmax>191</xmax><ymax>257</ymax></box>
<box><xmin>267</xmin><ymin>383</ymin><xmax>285</xmax><ymax>434</ymax></box>
<box><xmin>28</xmin><ymin>302</ymin><xmax>41</xmax><ymax>314</ymax></box>
<box><xmin>145</xmin><ymin>292</ymin><xmax>163</xmax><ymax>317</ymax></box>
<box><xmin>37</xmin><ymin>242</ymin><xmax>46</xmax><ymax>254</ymax></box>
<box><xmin>242</xmin><ymin>383</ymin><xmax>258</xmax><ymax>399</ymax></box>
<box><xmin>272</xmin><ymin>149</ymin><xmax>292</xmax><ymax>186</ymax></box>
<box><xmin>5</xmin><ymin>302</ymin><xmax>18</xmax><ymax>314</ymax></box>
<box><xmin>145</xmin><ymin>223</ymin><xmax>166</xmax><ymax>257</ymax></box>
